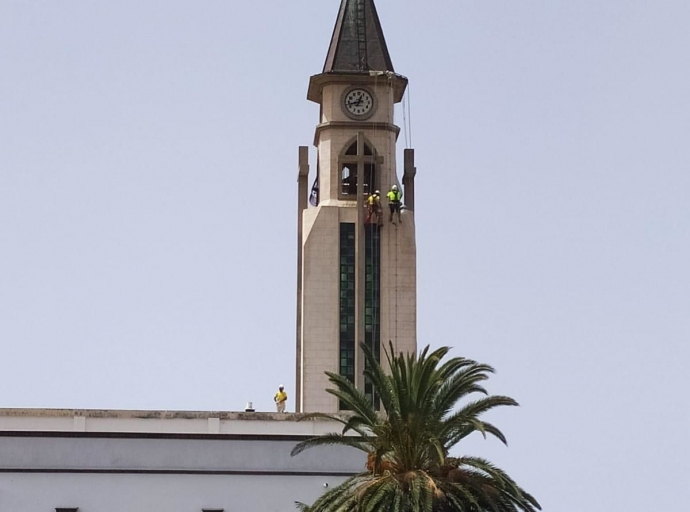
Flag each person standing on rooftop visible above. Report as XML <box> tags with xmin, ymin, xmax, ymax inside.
<box><xmin>274</xmin><ymin>385</ymin><xmax>288</xmax><ymax>413</ymax></box>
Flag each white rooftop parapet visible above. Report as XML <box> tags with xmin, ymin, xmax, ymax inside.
<box><xmin>0</xmin><ymin>409</ymin><xmax>348</xmax><ymax>436</ymax></box>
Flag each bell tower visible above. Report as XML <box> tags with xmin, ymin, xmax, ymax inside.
<box><xmin>296</xmin><ymin>0</ymin><xmax>418</xmax><ymax>413</ymax></box>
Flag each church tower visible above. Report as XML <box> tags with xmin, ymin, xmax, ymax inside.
<box><xmin>296</xmin><ymin>0</ymin><xmax>417</xmax><ymax>413</ymax></box>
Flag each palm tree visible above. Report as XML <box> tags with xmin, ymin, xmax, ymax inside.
<box><xmin>291</xmin><ymin>342</ymin><xmax>540</xmax><ymax>512</ymax></box>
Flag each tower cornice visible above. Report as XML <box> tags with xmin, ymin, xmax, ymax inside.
<box><xmin>307</xmin><ymin>71</ymin><xmax>408</xmax><ymax>105</ymax></box>
<box><xmin>312</xmin><ymin>120</ymin><xmax>400</xmax><ymax>147</ymax></box>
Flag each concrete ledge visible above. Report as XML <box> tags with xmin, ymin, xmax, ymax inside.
<box><xmin>0</xmin><ymin>409</ymin><xmax>344</xmax><ymax>421</ymax></box>
<box><xmin>0</xmin><ymin>409</ymin><xmax>350</xmax><ymax>436</ymax></box>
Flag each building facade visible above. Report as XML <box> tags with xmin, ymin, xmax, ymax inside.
<box><xmin>0</xmin><ymin>409</ymin><xmax>363</xmax><ymax>511</ymax></box>
<box><xmin>296</xmin><ymin>0</ymin><xmax>418</xmax><ymax>413</ymax></box>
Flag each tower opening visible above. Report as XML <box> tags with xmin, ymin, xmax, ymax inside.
<box><xmin>340</xmin><ymin>140</ymin><xmax>376</xmax><ymax>198</ymax></box>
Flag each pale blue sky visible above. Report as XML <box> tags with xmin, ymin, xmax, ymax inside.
<box><xmin>1</xmin><ymin>1</ymin><xmax>689</xmax><ymax>510</ymax></box>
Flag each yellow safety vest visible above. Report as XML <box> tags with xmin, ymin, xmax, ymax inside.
<box><xmin>387</xmin><ymin>190</ymin><xmax>401</xmax><ymax>202</ymax></box>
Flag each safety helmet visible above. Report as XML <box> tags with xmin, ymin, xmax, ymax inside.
<box><xmin>392</xmin><ymin>184</ymin><xmax>398</xmax><ymax>190</ymax></box>
<box><xmin>279</xmin><ymin>385</ymin><xmax>284</xmax><ymax>389</ymax></box>
<box><xmin>374</xmin><ymin>190</ymin><xmax>380</xmax><ymax>195</ymax></box>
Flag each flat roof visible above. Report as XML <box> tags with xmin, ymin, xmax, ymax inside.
<box><xmin>0</xmin><ymin>408</ymin><xmax>346</xmax><ymax>436</ymax></box>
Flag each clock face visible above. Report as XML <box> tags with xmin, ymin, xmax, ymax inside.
<box><xmin>343</xmin><ymin>88</ymin><xmax>375</xmax><ymax>118</ymax></box>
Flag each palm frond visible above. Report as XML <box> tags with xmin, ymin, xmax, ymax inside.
<box><xmin>295</xmin><ymin>411</ymin><xmax>350</xmax><ymax>426</ymax></box>
<box><xmin>290</xmin><ymin>432</ymin><xmax>371</xmax><ymax>457</ymax></box>
<box><xmin>323</xmin><ymin>371</ymin><xmax>379</xmax><ymax>428</ymax></box>
<box><xmin>292</xmin><ymin>344</ymin><xmax>540</xmax><ymax>512</ymax></box>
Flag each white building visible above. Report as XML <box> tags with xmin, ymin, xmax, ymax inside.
<box><xmin>0</xmin><ymin>409</ymin><xmax>362</xmax><ymax>511</ymax></box>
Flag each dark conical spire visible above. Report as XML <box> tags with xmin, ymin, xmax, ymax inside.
<box><xmin>323</xmin><ymin>0</ymin><xmax>395</xmax><ymax>73</ymax></box>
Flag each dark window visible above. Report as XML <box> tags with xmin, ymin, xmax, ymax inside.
<box><xmin>202</xmin><ymin>509</ymin><xmax>224</xmax><ymax>512</ymax></box>
<box><xmin>56</xmin><ymin>508</ymin><xmax>79</xmax><ymax>512</ymax></box>
<box><xmin>339</xmin><ymin>223</ymin><xmax>356</xmax><ymax>410</ymax></box>
<box><xmin>337</xmin><ymin>223</ymin><xmax>381</xmax><ymax>411</ymax></box>
<box><xmin>364</xmin><ymin>224</ymin><xmax>381</xmax><ymax>409</ymax></box>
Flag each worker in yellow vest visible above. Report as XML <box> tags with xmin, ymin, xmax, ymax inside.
<box><xmin>387</xmin><ymin>184</ymin><xmax>402</xmax><ymax>224</ymax></box>
<box><xmin>274</xmin><ymin>385</ymin><xmax>288</xmax><ymax>413</ymax></box>
<box><xmin>366</xmin><ymin>190</ymin><xmax>383</xmax><ymax>226</ymax></box>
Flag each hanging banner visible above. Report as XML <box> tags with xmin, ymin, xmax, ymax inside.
<box><xmin>309</xmin><ymin>176</ymin><xmax>319</xmax><ymax>206</ymax></box>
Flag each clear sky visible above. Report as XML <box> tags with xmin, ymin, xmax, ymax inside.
<box><xmin>1</xmin><ymin>1</ymin><xmax>688</xmax><ymax>510</ymax></box>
